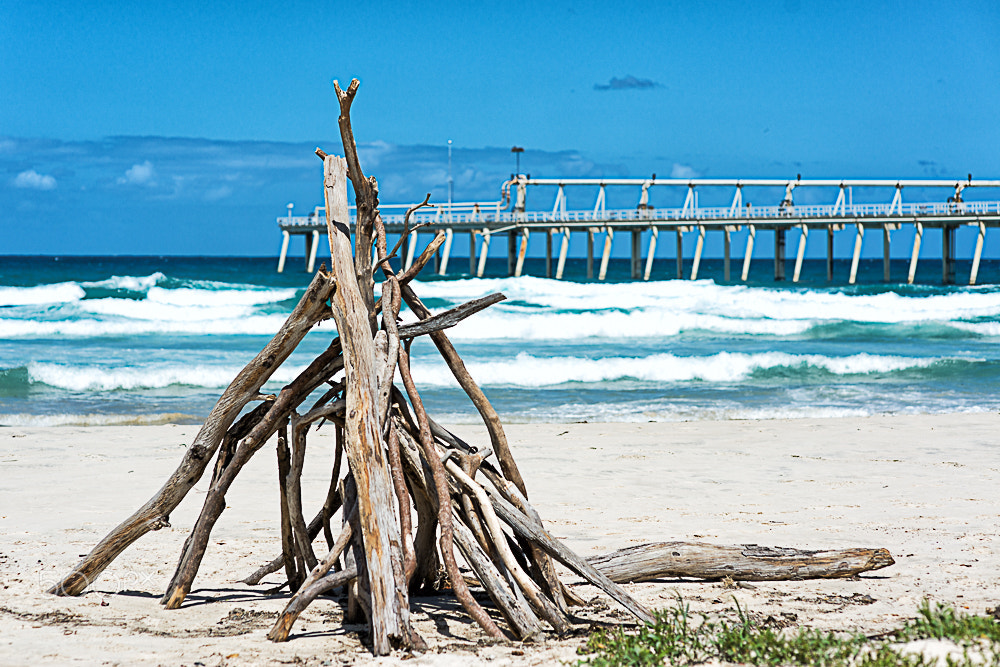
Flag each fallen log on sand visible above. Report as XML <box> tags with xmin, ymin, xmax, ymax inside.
<box><xmin>589</xmin><ymin>542</ymin><xmax>895</xmax><ymax>583</ymax></box>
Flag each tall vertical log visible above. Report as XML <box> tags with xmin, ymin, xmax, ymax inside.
<box><xmin>323</xmin><ymin>154</ymin><xmax>409</xmax><ymax>654</ymax></box>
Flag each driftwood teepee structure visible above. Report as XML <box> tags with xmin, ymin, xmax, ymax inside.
<box><xmin>48</xmin><ymin>80</ymin><xmax>893</xmax><ymax>656</ymax></box>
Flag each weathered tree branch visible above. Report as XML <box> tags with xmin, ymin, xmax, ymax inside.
<box><xmin>589</xmin><ymin>543</ymin><xmax>896</xmax><ymax>583</ymax></box>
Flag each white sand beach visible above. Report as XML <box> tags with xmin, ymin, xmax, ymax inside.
<box><xmin>2</xmin><ymin>413</ymin><xmax>998</xmax><ymax>665</ymax></box>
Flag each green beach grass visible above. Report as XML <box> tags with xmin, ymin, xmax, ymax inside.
<box><xmin>578</xmin><ymin>599</ymin><xmax>1000</xmax><ymax>667</ymax></box>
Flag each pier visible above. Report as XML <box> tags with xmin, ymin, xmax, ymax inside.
<box><xmin>277</xmin><ymin>176</ymin><xmax>1000</xmax><ymax>285</ymax></box>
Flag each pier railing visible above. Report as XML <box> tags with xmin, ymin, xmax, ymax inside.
<box><xmin>280</xmin><ymin>200</ymin><xmax>1000</xmax><ymax>230</ymax></box>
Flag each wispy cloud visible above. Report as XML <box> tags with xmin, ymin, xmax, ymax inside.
<box><xmin>117</xmin><ymin>160</ymin><xmax>156</xmax><ymax>186</ymax></box>
<box><xmin>594</xmin><ymin>75</ymin><xmax>661</xmax><ymax>91</ymax></box>
<box><xmin>670</xmin><ymin>163</ymin><xmax>700</xmax><ymax>179</ymax></box>
<box><xmin>13</xmin><ymin>169</ymin><xmax>56</xmax><ymax>190</ymax></box>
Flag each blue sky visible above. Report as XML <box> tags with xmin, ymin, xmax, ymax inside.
<box><xmin>2</xmin><ymin>0</ymin><xmax>999</xmax><ymax>256</ymax></box>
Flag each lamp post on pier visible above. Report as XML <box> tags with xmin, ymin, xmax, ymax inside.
<box><xmin>511</xmin><ymin>146</ymin><xmax>524</xmax><ymax>176</ymax></box>
<box><xmin>447</xmin><ymin>140</ymin><xmax>453</xmax><ymax>216</ymax></box>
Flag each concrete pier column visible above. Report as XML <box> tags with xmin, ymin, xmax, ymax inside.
<box><xmin>690</xmin><ymin>226</ymin><xmax>705</xmax><ymax>280</ymax></box>
<box><xmin>883</xmin><ymin>227</ymin><xmax>890</xmax><ymax>281</ymax></box>
<box><xmin>792</xmin><ymin>224</ymin><xmax>808</xmax><ymax>283</ymax></box>
<box><xmin>507</xmin><ymin>230</ymin><xmax>517</xmax><ymax>276</ymax></box>
<box><xmin>303</xmin><ymin>231</ymin><xmax>313</xmax><ymax>272</ymax></box>
<box><xmin>774</xmin><ymin>227</ymin><xmax>786</xmax><ymax>281</ymax></box>
<box><xmin>723</xmin><ymin>227</ymin><xmax>732</xmax><ymax>282</ymax></box>
<box><xmin>586</xmin><ymin>229</ymin><xmax>595</xmax><ymax>279</ymax></box>
<box><xmin>556</xmin><ymin>227</ymin><xmax>570</xmax><ymax>279</ymax></box>
<box><xmin>545</xmin><ymin>229</ymin><xmax>553</xmax><ymax>278</ymax></box>
<box><xmin>477</xmin><ymin>229</ymin><xmax>491</xmax><ymax>277</ymax></box>
<box><xmin>942</xmin><ymin>224</ymin><xmax>956</xmax><ymax>284</ymax></box>
<box><xmin>741</xmin><ymin>225</ymin><xmax>755</xmax><ymax>281</ymax></box>
<box><xmin>849</xmin><ymin>223</ymin><xmax>864</xmax><ymax>284</ymax></box>
<box><xmin>676</xmin><ymin>228</ymin><xmax>684</xmax><ymax>279</ymax></box>
<box><xmin>643</xmin><ymin>227</ymin><xmax>658</xmax><ymax>281</ymax></box>
<box><xmin>970</xmin><ymin>222</ymin><xmax>986</xmax><ymax>285</ymax></box>
<box><xmin>438</xmin><ymin>228</ymin><xmax>453</xmax><ymax>275</ymax></box>
<box><xmin>515</xmin><ymin>229</ymin><xmax>530</xmax><ymax>277</ymax></box>
<box><xmin>306</xmin><ymin>230</ymin><xmax>320</xmax><ymax>273</ymax></box>
<box><xmin>907</xmin><ymin>222</ymin><xmax>923</xmax><ymax>284</ymax></box>
<box><xmin>631</xmin><ymin>230</ymin><xmax>642</xmax><ymax>279</ymax></box>
<box><xmin>405</xmin><ymin>230</ymin><xmax>418</xmax><ymax>270</ymax></box>
<box><xmin>827</xmin><ymin>226</ymin><xmax>835</xmax><ymax>281</ymax></box>
<box><xmin>277</xmin><ymin>230</ymin><xmax>290</xmax><ymax>273</ymax></box>
<box><xmin>598</xmin><ymin>228</ymin><xmax>614</xmax><ymax>281</ymax></box>
<box><xmin>469</xmin><ymin>230</ymin><xmax>477</xmax><ymax>275</ymax></box>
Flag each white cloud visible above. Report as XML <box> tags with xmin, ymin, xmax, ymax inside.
<box><xmin>670</xmin><ymin>163</ymin><xmax>700</xmax><ymax>179</ymax></box>
<box><xmin>203</xmin><ymin>185</ymin><xmax>232</xmax><ymax>201</ymax></box>
<box><xmin>118</xmin><ymin>160</ymin><xmax>156</xmax><ymax>186</ymax></box>
<box><xmin>13</xmin><ymin>169</ymin><xmax>57</xmax><ymax>190</ymax></box>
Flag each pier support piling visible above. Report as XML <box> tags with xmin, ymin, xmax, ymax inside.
<box><xmin>723</xmin><ymin>227</ymin><xmax>732</xmax><ymax>282</ymax></box>
<box><xmin>277</xmin><ymin>231</ymin><xmax>291</xmax><ymax>273</ymax></box>
<box><xmin>882</xmin><ymin>226</ymin><xmax>892</xmax><ymax>282</ymax></box>
<box><xmin>908</xmin><ymin>222</ymin><xmax>922</xmax><ymax>284</ymax></box>
<box><xmin>676</xmin><ymin>229</ymin><xmax>684</xmax><ymax>279</ymax></box>
<box><xmin>507</xmin><ymin>231</ymin><xmax>517</xmax><ymax>276</ymax></box>
<box><xmin>469</xmin><ymin>231</ymin><xmax>477</xmax><ymax>275</ymax></box>
<box><xmin>849</xmin><ymin>223</ymin><xmax>864</xmax><ymax>285</ymax></box>
<box><xmin>942</xmin><ymin>224</ymin><xmax>956</xmax><ymax>284</ymax></box>
<box><xmin>586</xmin><ymin>229</ymin><xmax>595</xmax><ymax>280</ymax></box>
<box><xmin>477</xmin><ymin>228</ymin><xmax>490</xmax><ymax>278</ymax></box>
<box><xmin>515</xmin><ymin>229</ymin><xmax>530</xmax><ymax>277</ymax></box>
<box><xmin>598</xmin><ymin>228</ymin><xmax>614</xmax><ymax>281</ymax></box>
<box><xmin>546</xmin><ymin>229</ymin><xmax>553</xmax><ymax>278</ymax></box>
<box><xmin>792</xmin><ymin>224</ymin><xmax>808</xmax><ymax>283</ymax></box>
<box><xmin>826</xmin><ymin>226</ymin><xmax>836</xmax><ymax>281</ymax></box>
<box><xmin>556</xmin><ymin>227</ymin><xmax>570</xmax><ymax>279</ymax></box>
<box><xmin>405</xmin><ymin>230</ymin><xmax>418</xmax><ymax>271</ymax></box>
<box><xmin>971</xmin><ymin>222</ymin><xmax>986</xmax><ymax>285</ymax></box>
<box><xmin>438</xmin><ymin>228</ymin><xmax>453</xmax><ymax>275</ymax></box>
<box><xmin>742</xmin><ymin>225</ymin><xmax>755</xmax><ymax>281</ymax></box>
<box><xmin>631</xmin><ymin>230</ymin><xmax>642</xmax><ymax>279</ymax></box>
<box><xmin>774</xmin><ymin>227</ymin><xmax>786</xmax><ymax>281</ymax></box>
<box><xmin>306</xmin><ymin>230</ymin><xmax>320</xmax><ymax>273</ymax></box>
<box><xmin>643</xmin><ymin>227</ymin><xmax>658</xmax><ymax>281</ymax></box>
<box><xmin>691</xmin><ymin>226</ymin><xmax>706</xmax><ymax>280</ymax></box>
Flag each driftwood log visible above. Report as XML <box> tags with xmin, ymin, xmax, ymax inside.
<box><xmin>589</xmin><ymin>543</ymin><xmax>895</xmax><ymax>583</ymax></box>
<box><xmin>47</xmin><ymin>78</ymin><xmax>895</xmax><ymax>656</ymax></box>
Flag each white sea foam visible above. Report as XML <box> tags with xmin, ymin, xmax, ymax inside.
<box><xmin>439</xmin><ymin>308</ymin><xmax>811</xmax><ymax>339</ymax></box>
<box><xmin>80</xmin><ymin>272</ymin><xmax>166</xmax><ymax>292</ymax></box>
<box><xmin>413</xmin><ymin>276</ymin><xmax>1000</xmax><ymax>328</ymax></box>
<box><xmin>0</xmin><ymin>314</ymin><xmax>302</xmax><ymax>337</ymax></box>
<box><xmin>146</xmin><ymin>286</ymin><xmax>298</xmax><ymax>307</ymax></box>
<box><xmin>0</xmin><ymin>412</ymin><xmax>197</xmax><ymax>427</ymax></box>
<box><xmin>408</xmin><ymin>351</ymin><xmax>948</xmax><ymax>388</ymax></box>
<box><xmin>0</xmin><ymin>282</ymin><xmax>86</xmax><ymax>306</ymax></box>
<box><xmin>950</xmin><ymin>321</ymin><xmax>1000</xmax><ymax>336</ymax></box>
<box><xmin>76</xmin><ymin>298</ymin><xmax>257</xmax><ymax>322</ymax></box>
<box><xmin>26</xmin><ymin>361</ymin><xmax>306</xmax><ymax>391</ymax></box>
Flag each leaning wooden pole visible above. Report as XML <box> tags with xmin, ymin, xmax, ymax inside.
<box><xmin>48</xmin><ymin>272</ymin><xmax>335</xmax><ymax>596</ymax></box>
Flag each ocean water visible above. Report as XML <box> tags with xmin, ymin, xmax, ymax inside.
<box><xmin>3</xmin><ymin>254</ymin><xmax>1000</xmax><ymax>426</ymax></box>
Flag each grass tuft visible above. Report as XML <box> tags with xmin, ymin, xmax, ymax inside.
<box><xmin>578</xmin><ymin>597</ymin><xmax>1000</xmax><ymax>666</ymax></box>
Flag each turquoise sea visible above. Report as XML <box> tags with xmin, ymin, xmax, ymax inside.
<box><xmin>3</xmin><ymin>254</ymin><xmax>1000</xmax><ymax>426</ymax></box>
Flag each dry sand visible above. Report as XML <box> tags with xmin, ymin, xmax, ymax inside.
<box><xmin>1</xmin><ymin>413</ymin><xmax>998</xmax><ymax>665</ymax></box>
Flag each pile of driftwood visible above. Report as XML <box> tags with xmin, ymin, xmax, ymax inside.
<box><xmin>48</xmin><ymin>80</ymin><xmax>893</xmax><ymax>656</ymax></box>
